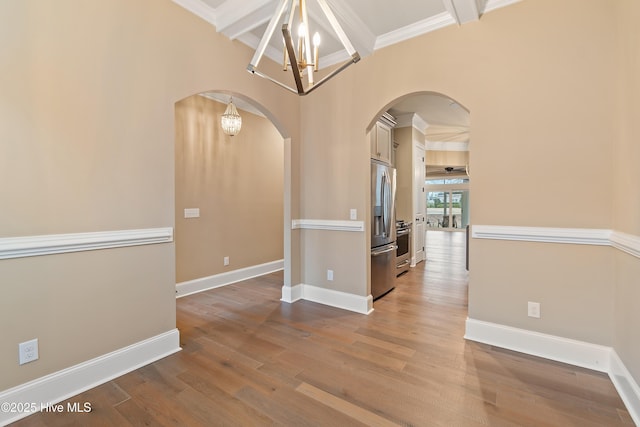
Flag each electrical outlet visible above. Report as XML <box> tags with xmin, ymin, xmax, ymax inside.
<box><xmin>223</xmin><ymin>256</ymin><xmax>229</xmax><ymax>266</ymax></box>
<box><xmin>19</xmin><ymin>339</ymin><xmax>39</xmax><ymax>365</ymax></box>
<box><xmin>528</xmin><ymin>301</ymin><xmax>541</xmax><ymax>318</ymax></box>
<box><xmin>327</xmin><ymin>269</ymin><xmax>334</xmax><ymax>281</ymax></box>
<box><xmin>350</xmin><ymin>209</ymin><xmax>357</xmax><ymax>220</ymax></box>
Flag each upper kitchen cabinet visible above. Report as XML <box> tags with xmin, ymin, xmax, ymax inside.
<box><xmin>371</xmin><ymin>113</ymin><xmax>396</xmax><ymax>165</ymax></box>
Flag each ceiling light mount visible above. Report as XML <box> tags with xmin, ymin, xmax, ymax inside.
<box><xmin>247</xmin><ymin>0</ymin><xmax>360</xmax><ymax>96</ymax></box>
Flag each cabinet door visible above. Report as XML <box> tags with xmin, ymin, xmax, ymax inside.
<box><xmin>374</xmin><ymin>122</ymin><xmax>392</xmax><ymax>164</ymax></box>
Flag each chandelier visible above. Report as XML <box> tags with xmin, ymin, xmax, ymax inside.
<box><xmin>220</xmin><ymin>97</ymin><xmax>242</xmax><ymax>136</ymax></box>
<box><xmin>247</xmin><ymin>0</ymin><xmax>360</xmax><ymax>95</ymax></box>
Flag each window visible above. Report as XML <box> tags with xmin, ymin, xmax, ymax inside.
<box><xmin>426</xmin><ymin>181</ymin><xmax>469</xmax><ymax>230</ymax></box>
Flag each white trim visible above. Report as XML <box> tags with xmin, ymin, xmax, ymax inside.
<box><xmin>375</xmin><ymin>12</ymin><xmax>456</xmax><ymax>50</ymax></box>
<box><xmin>395</xmin><ymin>113</ymin><xmax>428</xmax><ymax>133</ymax></box>
<box><xmin>465</xmin><ymin>318</ymin><xmax>640</xmax><ymax>426</ymax></box>
<box><xmin>483</xmin><ymin>0</ymin><xmax>522</xmax><ymax>14</ymax></box>
<box><xmin>464</xmin><ymin>318</ymin><xmax>611</xmax><ymax>371</ymax></box>
<box><xmin>281</xmin><ymin>283</ymin><xmax>303</xmax><ymax>303</ymax></box>
<box><xmin>292</xmin><ymin>219</ymin><xmax>364</xmax><ymax>232</ymax></box>
<box><xmin>610</xmin><ymin>350</ymin><xmax>640</xmax><ymax>426</ymax></box>
<box><xmin>471</xmin><ymin>225</ymin><xmax>611</xmax><ymax>246</ymax></box>
<box><xmin>425</xmin><ymin>141</ymin><xmax>469</xmax><ymax>152</ymax></box>
<box><xmin>0</xmin><ymin>228</ymin><xmax>174</xmax><ymax>260</ymax></box>
<box><xmin>472</xmin><ymin>225</ymin><xmax>640</xmax><ymax>259</ymax></box>
<box><xmin>171</xmin><ymin>0</ymin><xmax>216</xmax><ymax>26</ymax></box>
<box><xmin>176</xmin><ymin>259</ymin><xmax>284</xmax><ymax>298</ymax></box>
<box><xmin>0</xmin><ymin>329</ymin><xmax>180</xmax><ymax>426</ymax></box>
<box><xmin>610</xmin><ymin>231</ymin><xmax>640</xmax><ymax>259</ymax></box>
<box><xmin>281</xmin><ymin>283</ymin><xmax>373</xmax><ymax>315</ymax></box>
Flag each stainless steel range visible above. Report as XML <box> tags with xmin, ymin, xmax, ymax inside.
<box><xmin>396</xmin><ymin>220</ymin><xmax>411</xmax><ymax>276</ymax></box>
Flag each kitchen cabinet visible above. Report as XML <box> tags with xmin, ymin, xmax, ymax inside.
<box><xmin>371</xmin><ymin>114</ymin><xmax>395</xmax><ymax>165</ymax></box>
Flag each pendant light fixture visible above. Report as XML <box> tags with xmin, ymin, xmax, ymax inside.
<box><xmin>247</xmin><ymin>0</ymin><xmax>360</xmax><ymax>96</ymax></box>
<box><xmin>220</xmin><ymin>97</ymin><xmax>242</xmax><ymax>136</ymax></box>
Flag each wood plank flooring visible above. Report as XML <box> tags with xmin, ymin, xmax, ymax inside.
<box><xmin>12</xmin><ymin>231</ymin><xmax>633</xmax><ymax>426</ymax></box>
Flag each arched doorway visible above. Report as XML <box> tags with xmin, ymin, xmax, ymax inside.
<box><xmin>367</xmin><ymin>91</ymin><xmax>470</xmax><ymax>300</ymax></box>
<box><xmin>173</xmin><ymin>91</ymin><xmax>291</xmax><ymax>299</ymax></box>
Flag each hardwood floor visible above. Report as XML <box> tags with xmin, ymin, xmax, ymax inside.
<box><xmin>13</xmin><ymin>230</ymin><xmax>633</xmax><ymax>426</ymax></box>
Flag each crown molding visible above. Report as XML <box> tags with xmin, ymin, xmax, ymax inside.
<box><xmin>484</xmin><ymin>0</ymin><xmax>522</xmax><ymax>14</ymax></box>
<box><xmin>375</xmin><ymin>12</ymin><xmax>456</xmax><ymax>50</ymax></box>
<box><xmin>395</xmin><ymin>113</ymin><xmax>428</xmax><ymax>133</ymax></box>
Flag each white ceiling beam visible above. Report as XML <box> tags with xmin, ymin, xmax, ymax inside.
<box><xmin>322</xmin><ymin>0</ymin><xmax>376</xmax><ymax>58</ymax></box>
<box><xmin>441</xmin><ymin>0</ymin><xmax>480</xmax><ymax>24</ymax></box>
<box><xmin>215</xmin><ymin>0</ymin><xmax>275</xmax><ymax>39</ymax></box>
<box><xmin>172</xmin><ymin>0</ymin><xmax>217</xmax><ymax>26</ymax></box>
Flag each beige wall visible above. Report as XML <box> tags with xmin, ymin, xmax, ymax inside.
<box><xmin>175</xmin><ymin>95</ymin><xmax>284</xmax><ymax>283</ymax></box>
<box><xmin>0</xmin><ymin>0</ymin><xmax>300</xmax><ymax>390</ymax></box>
<box><xmin>613</xmin><ymin>0</ymin><xmax>640</xmax><ymax>381</ymax></box>
<box><xmin>297</xmin><ymin>0</ymin><xmax>621</xmax><ymax>352</ymax></box>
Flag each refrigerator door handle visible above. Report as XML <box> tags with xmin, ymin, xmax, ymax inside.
<box><xmin>372</xmin><ymin>245</ymin><xmax>397</xmax><ymax>256</ymax></box>
<box><xmin>381</xmin><ymin>170</ymin><xmax>387</xmax><ymax>237</ymax></box>
<box><xmin>382</xmin><ymin>170</ymin><xmax>391</xmax><ymax>237</ymax></box>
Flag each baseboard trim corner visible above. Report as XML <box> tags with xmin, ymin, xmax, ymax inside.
<box><xmin>0</xmin><ymin>329</ymin><xmax>180</xmax><ymax>426</ymax></box>
<box><xmin>465</xmin><ymin>318</ymin><xmax>640</xmax><ymax>426</ymax></box>
<box><xmin>176</xmin><ymin>259</ymin><xmax>284</xmax><ymax>298</ymax></box>
<box><xmin>282</xmin><ymin>283</ymin><xmax>373</xmax><ymax>315</ymax></box>
<box><xmin>281</xmin><ymin>283</ymin><xmax>303</xmax><ymax>303</ymax></box>
<box><xmin>609</xmin><ymin>350</ymin><xmax>640</xmax><ymax>426</ymax></box>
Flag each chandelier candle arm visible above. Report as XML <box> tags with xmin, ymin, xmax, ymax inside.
<box><xmin>300</xmin><ymin>0</ymin><xmax>314</xmax><ymax>86</ymax></box>
<box><xmin>248</xmin><ymin>0</ymin><xmax>361</xmax><ymax>95</ymax></box>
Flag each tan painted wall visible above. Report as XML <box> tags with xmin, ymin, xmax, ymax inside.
<box><xmin>0</xmin><ymin>0</ymin><xmax>299</xmax><ymax>390</ymax></box>
<box><xmin>298</xmin><ymin>0</ymin><xmax>618</xmax><ymax>347</ymax></box>
<box><xmin>175</xmin><ymin>95</ymin><xmax>284</xmax><ymax>283</ymax></box>
<box><xmin>613</xmin><ymin>0</ymin><xmax>640</xmax><ymax>381</ymax></box>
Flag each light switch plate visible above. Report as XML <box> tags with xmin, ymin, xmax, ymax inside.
<box><xmin>184</xmin><ymin>208</ymin><xmax>200</xmax><ymax>218</ymax></box>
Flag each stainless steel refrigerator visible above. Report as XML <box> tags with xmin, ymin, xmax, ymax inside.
<box><xmin>371</xmin><ymin>161</ymin><xmax>396</xmax><ymax>299</ymax></box>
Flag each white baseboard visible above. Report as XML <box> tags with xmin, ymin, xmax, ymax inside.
<box><xmin>610</xmin><ymin>350</ymin><xmax>640</xmax><ymax>426</ymax></box>
<box><xmin>464</xmin><ymin>318</ymin><xmax>611</xmax><ymax>371</ymax></box>
<box><xmin>0</xmin><ymin>329</ymin><xmax>180</xmax><ymax>426</ymax></box>
<box><xmin>281</xmin><ymin>283</ymin><xmax>373</xmax><ymax>315</ymax></box>
<box><xmin>281</xmin><ymin>283</ymin><xmax>303</xmax><ymax>303</ymax></box>
<box><xmin>176</xmin><ymin>259</ymin><xmax>284</xmax><ymax>298</ymax></box>
<box><xmin>465</xmin><ymin>318</ymin><xmax>640</xmax><ymax>426</ymax></box>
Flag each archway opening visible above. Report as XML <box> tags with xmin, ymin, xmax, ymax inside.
<box><xmin>367</xmin><ymin>91</ymin><xmax>471</xmax><ymax>301</ymax></box>
<box><xmin>173</xmin><ymin>90</ymin><xmax>289</xmax><ymax>299</ymax></box>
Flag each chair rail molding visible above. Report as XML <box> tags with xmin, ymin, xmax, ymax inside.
<box><xmin>472</xmin><ymin>225</ymin><xmax>640</xmax><ymax>259</ymax></box>
<box><xmin>0</xmin><ymin>228</ymin><xmax>174</xmax><ymax>260</ymax></box>
<box><xmin>471</xmin><ymin>225</ymin><xmax>611</xmax><ymax>245</ymax></box>
<box><xmin>292</xmin><ymin>219</ymin><xmax>364</xmax><ymax>232</ymax></box>
<box><xmin>610</xmin><ymin>230</ymin><xmax>640</xmax><ymax>259</ymax></box>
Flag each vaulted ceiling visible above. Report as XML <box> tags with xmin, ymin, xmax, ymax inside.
<box><xmin>173</xmin><ymin>0</ymin><xmax>520</xmax><ymax>69</ymax></box>
<box><xmin>175</xmin><ymin>0</ymin><xmax>520</xmax><ymax>150</ymax></box>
